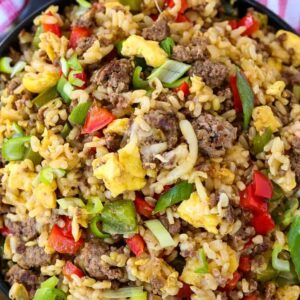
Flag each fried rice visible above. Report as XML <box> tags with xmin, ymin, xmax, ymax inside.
<box><xmin>1</xmin><ymin>0</ymin><xmax>300</xmax><ymax>299</ymax></box>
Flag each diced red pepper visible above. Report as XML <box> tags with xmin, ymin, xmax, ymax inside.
<box><xmin>175</xmin><ymin>82</ymin><xmax>190</xmax><ymax>97</ymax></box>
<box><xmin>240</xmin><ymin>184</ymin><xmax>268</xmax><ymax>214</ymax></box>
<box><xmin>63</xmin><ymin>261</ymin><xmax>85</xmax><ymax>281</ymax></box>
<box><xmin>244</xmin><ymin>239</ymin><xmax>253</xmax><ymax>250</ymax></box>
<box><xmin>177</xmin><ymin>283</ymin><xmax>192</xmax><ymax>298</ymax></box>
<box><xmin>48</xmin><ymin>223</ymin><xmax>84</xmax><ymax>254</ymax></box>
<box><xmin>73</xmin><ymin>71</ymin><xmax>87</xmax><ymax>89</ymax></box>
<box><xmin>82</xmin><ymin>106</ymin><xmax>116</xmax><ymax>134</ymax></box>
<box><xmin>253</xmin><ymin>171</ymin><xmax>273</xmax><ymax>199</ymax></box>
<box><xmin>238</xmin><ymin>14</ymin><xmax>259</xmax><ymax>36</ymax></box>
<box><xmin>0</xmin><ymin>226</ymin><xmax>10</xmax><ymax>237</ymax></box>
<box><xmin>60</xmin><ymin>216</ymin><xmax>73</xmax><ymax>238</ymax></box>
<box><xmin>42</xmin><ymin>12</ymin><xmax>61</xmax><ymax>37</ymax></box>
<box><xmin>229</xmin><ymin>75</ymin><xmax>242</xmax><ymax>113</ymax></box>
<box><xmin>223</xmin><ymin>271</ymin><xmax>241</xmax><ymax>291</ymax></box>
<box><xmin>69</xmin><ymin>26</ymin><xmax>91</xmax><ymax>49</ymax></box>
<box><xmin>150</xmin><ymin>14</ymin><xmax>159</xmax><ymax>21</ymax></box>
<box><xmin>251</xmin><ymin>212</ymin><xmax>275</xmax><ymax>235</ymax></box>
<box><xmin>243</xmin><ymin>295</ymin><xmax>257</xmax><ymax>300</ymax></box>
<box><xmin>167</xmin><ymin>0</ymin><xmax>188</xmax><ymax>13</ymax></box>
<box><xmin>126</xmin><ymin>234</ymin><xmax>145</xmax><ymax>256</ymax></box>
<box><xmin>239</xmin><ymin>256</ymin><xmax>251</xmax><ymax>272</ymax></box>
<box><xmin>175</xmin><ymin>14</ymin><xmax>191</xmax><ymax>23</ymax></box>
<box><xmin>135</xmin><ymin>195</ymin><xmax>154</xmax><ymax>218</ymax></box>
<box><xmin>228</xmin><ymin>19</ymin><xmax>238</xmax><ymax>29</ymax></box>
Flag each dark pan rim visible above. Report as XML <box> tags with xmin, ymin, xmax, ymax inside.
<box><xmin>0</xmin><ymin>0</ymin><xmax>298</xmax><ymax>298</ymax></box>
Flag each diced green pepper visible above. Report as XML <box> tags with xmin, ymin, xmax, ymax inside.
<box><xmin>194</xmin><ymin>248</ymin><xmax>209</xmax><ymax>274</ymax></box>
<box><xmin>24</xmin><ymin>145</ymin><xmax>42</xmax><ymax>165</ymax></box>
<box><xmin>12</xmin><ymin>122</ymin><xmax>24</xmax><ymax>138</ymax></box>
<box><xmin>281</xmin><ymin>198</ymin><xmax>299</xmax><ymax>227</ymax></box>
<box><xmin>89</xmin><ymin>215</ymin><xmax>110</xmax><ymax>238</ymax></box>
<box><xmin>32</xmin><ymin>86</ymin><xmax>59</xmax><ymax>108</ymax></box>
<box><xmin>41</xmin><ymin>276</ymin><xmax>59</xmax><ymax>289</ymax></box>
<box><xmin>256</xmin><ymin>263</ymin><xmax>277</xmax><ymax>282</ymax></box>
<box><xmin>2</xmin><ymin>136</ymin><xmax>31</xmax><ymax>161</ymax></box>
<box><xmin>68</xmin><ymin>102</ymin><xmax>91</xmax><ymax>125</ymax></box>
<box><xmin>160</xmin><ymin>37</ymin><xmax>175</xmax><ymax>56</ymax></box>
<box><xmin>33</xmin><ymin>26</ymin><xmax>43</xmax><ymax>49</ymax></box>
<box><xmin>132</xmin><ymin>66</ymin><xmax>149</xmax><ymax>90</ymax></box>
<box><xmin>0</xmin><ymin>57</ymin><xmax>13</xmax><ymax>74</ymax></box>
<box><xmin>288</xmin><ymin>216</ymin><xmax>300</xmax><ymax>280</ymax></box>
<box><xmin>86</xmin><ymin>197</ymin><xmax>104</xmax><ymax>215</ymax></box>
<box><xmin>116</xmin><ymin>41</ymin><xmax>124</xmax><ymax>56</ymax></box>
<box><xmin>39</xmin><ymin>167</ymin><xmax>66</xmax><ymax>185</ymax></box>
<box><xmin>67</xmin><ymin>54</ymin><xmax>82</xmax><ymax>71</ymax></box>
<box><xmin>163</xmin><ymin>76</ymin><xmax>189</xmax><ymax>88</ymax></box>
<box><xmin>33</xmin><ymin>287</ymin><xmax>66</xmax><ymax>300</ymax></box>
<box><xmin>252</xmin><ymin>127</ymin><xmax>272</xmax><ymax>154</ymax></box>
<box><xmin>61</xmin><ymin>123</ymin><xmax>71</xmax><ymax>139</ymax></box>
<box><xmin>272</xmin><ymin>243</ymin><xmax>290</xmax><ymax>272</ymax></box>
<box><xmin>119</xmin><ymin>0</ymin><xmax>142</xmax><ymax>11</ymax></box>
<box><xmin>57</xmin><ymin>77</ymin><xmax>73</xmax><ymax>104</ymax></box>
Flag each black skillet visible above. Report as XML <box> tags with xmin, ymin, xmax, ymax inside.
<box><xmin>0</xmin><ymin>0</ymin><xmax>297</xmax><ymax>298</ymax></box>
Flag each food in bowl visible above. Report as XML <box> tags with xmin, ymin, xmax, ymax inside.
<box><xmin>1</xmin><ymin>0</ymin><xmax>300</xmax><ymax>299</ymax></box>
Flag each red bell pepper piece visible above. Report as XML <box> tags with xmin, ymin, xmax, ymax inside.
<box><xmin>253</xmin><ymin>171</ymin><xmax>273</xmax><ymax>199</ymax></box>
<box><xmin>74</xmin><ymin>71</ymin><xmax>87</xmax><ymax>89</ymax></box>
<box><xmin>243</xmin><ymin>295</ymin><xmax>257</xmax><ymax>300</ymax></box>
<box><xmin>48</xmin><ymin>222</ymin><xmax>84</xmax><ymax>254</ymax></box>
<box><xmin>229</xmin><ymin>19</ymin><xmax>238</xmax><ymax>29</ymax></box>
<box><xmin>82</xmin><ymin>106</ymin><xmax>115</xmax><ymax>134</ymax></box>
<box><xmin>0</xmin><ymin>226</ymin><xmax>10</xmax><ymax>237</ymax></box>
<box><xmin>223</xmin><ymin>271</ymin><xmax>241</xmax><ymax>291</ymax></box>
<box><xmin>150</xmin><ymin>14</ymin><xmax>159</xmax><ymax>21</ymax></box>
<box><xmin>60</xmin><ymin>216</ymin><xmax>73</xmax><ymax>238</ymax></box>
<box><xmin>63</xmin><ymin>261</ymin><xmax>85</xmax><ymax>281</ymax></box>
<box><xmin>69</xmin><ymin>26</ymin><xmax>91</xmax><ymax>49</ymax></box>
<box><xmin>175</xmin><ymin>14</ymin><xmax>191</xmax><ymax>23</ymax></box>
<box><xmin>177</xmin><ymin>283</ymin><xmax>192</xmax><ymax>298</ymax></box>
<box><xmin>167</xmin><ymin>0</ymin><xmax>188</xmax><ymax>13</ymax></box>
<box><xmin>229</xmin><ymin>74</ymin><xmax>242</xmax><ymax>112</ymax></box>
<box><xmin>175</xmin><ymin>82</ymin><xmax>190</xmax><ymax>97</ymax></box>
<box><xmin>239</xmin><ymin>256</ymin><xmax>251</xmax><ymax>272</ymax></box>
<box><xmin>126</xmin><ymin>234</ymin><xmax>145</xmax><ymax>256</ymax></box>
<box><xmin>42</xmin><ymin>12</ymin><xmax>61</xmax><ymax>37</ymax></box>
<box><xmin>238</xmin><ymin>14</ymin><xmax>259</xmax><ymax>36</ymax></box>
<box><xmin>251</xmin><ymin>212</ymin><xmax>275</xmax><ymax>235</ymax></box>
<box><xmin>135</xmin><ymin>195</ymin><xmax>154</xmax><ymax>218</ymax></box>
<box><xmin>240</xmin><ymin>184</ymin><xmax>268</xmax><ymax>214</ymax></box>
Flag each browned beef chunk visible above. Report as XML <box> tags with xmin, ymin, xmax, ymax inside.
<box><xmin>76</xmin><ymin>35</ymin><xmax>97</xmax><ymax>55</ymax></box>
<box><xmin>281</xmin><ymin>68</ymin><xmax>300</xmax><ymax>86</ymax></box>
<box><xmin>4</xmin><ymin>218</ymin><xmax>38</xmax><ymax>241</ymax></box>
<box><xmin>189</xmin><ymin>59</ymin><xmax>228</xmax><ymax>88</ymax></box>
<box><xmin>291</xmin><ymin>152</ymin><xmax>300</xmax><ymax>180</ymax></box>
<box><xmin>73</xmin><ymin>7</ymin><xmax>95</xmax><ymax>28</ymax></box>
<box><xmin>159</xmin><ymin>215</ymin><xmax>181</xmax><ymax>235</ymax></box>
<box><xmin>142</xmin><ymin>16</ymin><xmax>170</xmax><ymax>42</ymax></box>
<box><xmin>6</xmin><ymin>265</ymin><xmax>44</xmax><ymax>296</ymax></box>
<box><xmin>16</xmin><ymin>244</ymin><xmax>53</xmax><ymax>269</ymax></box>
<box><xmin>109</xmin><ymin>93</ymin><xmax>130</xmax><ymax>110</ymax></box>
<box><xmin>7</xmin><ymin>78</ymin><xmax>21</xmax><ymax>95</ymax></box>
<box><xmin>104</xmin><ymin>132</ymin><xmax>123</xmax><ymax>152</ymax></box>
<box><xmin>91</xmin><ymin>59</ymin><xmax>133</xmax><ymax>93</ymax></box>
<box><xmin>192</xmin><ymin>113</ymin><xmax>237</xmax><ymax>158</ymax></box>
<box><xmin>172</xmin><ymin>38</ymin><xmax>208</xmax><ymax>63</ymax></box>
<box><xmin>75</xmin><ymin>240</ymin><xmax>125</xmax><ymax>281</ymax></box>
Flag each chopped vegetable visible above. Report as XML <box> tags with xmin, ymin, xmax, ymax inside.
<box><xmin>32</xmin><ymin>86</ymin><xmax>59</xmax><ymax>108</ymax></box>
<box><xmin>134</xmin><ymin>195</ymin><xmax>154</xmax><ymax>218</ymax></box>
<box><xmin>256</xmin><ymin>263</ymin><xmax>277</xmax><ymax>282</ymax></box>
<box><xmin>69</xmin><ymin>102</ymin><xmax>91</xmax><ymax>125</ymax></box>
<box><xmin>145</xmin><ymin>219</ymin><xmax>176</xmax><ymax>248</ymax></box>
<box><xmin>82</xmin><ymin>105</ymin><xmax>115</xmax><ymax>134</ymax></box>
<box><xmin>76</xmin><ymin>0</ymin><xmax>92</xmax><ymax>8</ymax></box>
<box><xmin>243</xmin><ymin>295</ymin><xmax>257</xmax><ymax>300</ymax></box>
<box><xmin>33</xmin><ymin>276</ymin><xmax>66</xmax><ymax>300</ymax></box>
<box><xmin>270</xmin><ymin>182</ymin><xmax>284</xmax><ymax>202</ymax></box>
<box><xmin>175</xmin><ymin>81</ymin><xmax>190</xmax><ymax>96</ymax></box>
<box><xmin>67</xmin><ymin>54</ymin><xmax>83</xmax><ymax>71</ymax></box>
<box><xmin>61</xmin><ymin>123</ymin><xmax>71</xmax><ymax>138</ymax></box>
<box><xmin>42</xmin><ymin>12</ymin><xmax>61</xmax><ymax>37</ymax></box>
<box><xmin>223</xmin><ymin>271</ymin><xmax>241</xmax><ymax>291</ymax></box>
<box><xmin>175</xmin><ymin>14</ymin><xmax>190</xmax><ymax>23</ymax></box>
<box><xmin>239</xmin><ymin>14</ymin><xmax>259</xmax><ymax>36</ymax></box>
<box><xmin>12</xmin><ymin>122</ymin><xmax>24</xmax><ymax>138</ymax></box>
<box><xmin>86</xmin><ymin>196</ymin><xmax>103</xmax><ymax>215</ymax></box>
<box><xmin>281</xmin><ymin>198</ymin><xmax>299</xmax><ymax>227</ymax></box>
<box><xmin>63</xmin><ymin>261</ymin><xmax>84</xmax><ymax>281</ymax></box>
<box><xmin>0</xmin><ymin>57</ymin><xmax>13</xmax><ymax>74</ymax></box>
<box><xmin>2</xmin><ymin>136</ymin><xmax>31</xmax><ymax>161</ymax></box>
<box><xmin>236</xmin><ymin>69</ymin><xmax>255</xmax><ymax>130</ymax></box>
<box><xmin>288</xmin><ymin>216</ymin><xmax>300</xmax><ymax>279</ymax></box>
<box><xmin>33</xmin><ymin>26</ymin><xmax>43</xmax><ymax>49</ymax></box>
<box><xmin>272</xmin><ymin>243</ymin><xmax>290</xmax><ymax>272</ymax></box>
<box><xmin>256</xmin><ymin>12</ymin><xmax>268</xmax><ymax>28</ymax></box>
<box><xmin>148</xmin><ymin>60</ymin><xmax>191</xmax><ymax>84</ymax></box>
<box><xmin>194</xmin><ymin>248</ymin><xmax>208</xmax><ymax>274</ymax></box>
<box><xmin>10</xmin><ymin>61</ymin><xmax>26</xmax><ymax>78</ymax></box>
<box><xmin>116</xmin><ymin>40</ymin><xmax>124</xmax><ymax>56</ymax></box>
<box><xmin>229</xmin><ymin>74</ymin><xmax>242</xmax><ymax>112</ymax></box>
<box><xmin>253</xmin><ymin>171</ymin><xmax>273</xmax><ymax>199</ymax></box>
<box><xmin>251</xmin><ymin>212</ymin><xmax>275</xmax><ymax>235</ymax></box>
<box><xmin>41</xmin><ymin>276</ymin><xmax>59</xmax><ymax>289</ymax></box>
<box><xmin>60</xmin><ymin>57</ymin><xmax>69</xmax><ymax>77</ymax></box>
<box><xmin>24</xmin><ymin>145</ymin><xmax>42</xmax><ymax>165</ymax></box>
<box><xmin>131</xmin><ymin>292</ymin><xmax>147</xmax><ymax>300</ymax></box>
<box><xmin>160</xmin><ymin>37</ymin><xmax>175</xmax><ymax>56</ymax></box>
<box><xmin>228</xmin><ymin>19</ymin><xmax>238</xmax><ymax>29</ymax></box>
<box><xmin>154</xmin><ymin>181</ymin><xmax>193</xmax><ymax>213</ymax></box>
<box><xmin>57</xmin><ymin>76</ymin><xmax>73</xmax><ymax>104</ymax></box>
<box><xmin>57</xmin><ymin>198</ymin><xmax>85</xmax><ymax>210</ymax></box>
<box><xmin>68</xmin><ymin>70</ymin><xmax>87</xmax><ymax>88</ymax></box>
<box><xmin>252</xmin><ymin>127</ymin><xmax>272</xmax><ymax>154</ymax></box>
<box><xmin>163</xmin><ymin>76</ymin><xmax>189</xmax><ymax>88</ymax></box>
<box><xmin>101</xmin><ymin>200</ymin><xmax>138</xmax><ymax>235</ymax></box>
<box><xmin>69</xmin><ymin>26</ymin><xmax>91</xmax><ymax>49</ymax></box>
<box><xmin>176</xmin><ymin>283</ymin><xmax>192</xmax><ymax>299</ymax></box>
<box><xmin>102</xmin><ymin>287</ymin><xmax>144</xmax><ymax>298</ymax></box>
<box><xmin>119</xmin><ymin>0</ymin><xmax>142</xmax><ymax>11</ymax></box>
<box><xmin>166</xmin><ymin>0</ymin><xmax>188</xmax><ymax>14</ymax></box>
<box><xmin>293</xmin><ymin>85</ymin><xmax>300</xmax><ymax>100</ymax></box>
<box><xmin>39</xmin><ymin>167</ymin><xmax>66</xmax><ymax>185</ymax></box>
<box><xmin>0</xmin><ymin>227</ymin><xmax>10</xmax><ymax>237</ymax></box>
<box><xmin>239</xmin><ymin>256</ymin><xmax>251</xmax><ymax>272</ymax></box>
<box><xmin>132</xmin><ymin>66</ymin><xmax>149</xmax><ymax>89</ymax></box>
<box><xmin>126</xmin><ymin>234</ymin><xmax>145</xmax><ymax>256</ymax></box>
<box><xmin>89</xmin><ymin>215</ymin><xmax>110</xmax><ymax>238</ymax></box>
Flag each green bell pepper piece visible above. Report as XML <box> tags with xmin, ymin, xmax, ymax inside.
<box><xmin>68</xmin><ymin>102</ymin><xmax>91</xmax><ymax>125</ymax></box>
<box><xmin>32</xmin><ymin>86</ymin><xmax>59</xmax><ymax>108</ymax></box>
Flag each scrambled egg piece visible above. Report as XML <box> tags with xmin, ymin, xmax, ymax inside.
<box><xmin>23</xmin><ymin>71</ymin><xmax>60</xmax><ymax>93</ymax></box>
<box><xmin>267</xmin><ymin>57</ymin><xmax>282</xmax><ymax>72</ymax></box>
<box><xmin>276</xmin><ymin>285</ymin><xmax>300</xmax><ymax>300</ymax></box>
<box><xmin>121</xmin><ymin>35</ymin><xmax>167</xmax><ymax>67</ymax></box>
<box><xmin>177</xmin><ymin>192</ymin><xmax>220</xmax><ymax>234</ymax></box>
<box><xmin>103</xmin><ymin>118</ymin><xmax>129</xmax><ymax>135</ymax></box>
<box><xmin>93</xmin><ymin>141</ymin><xmax>146</xmax><ymax>197</ymax></box>
<box><xmin>210</xmin><ymin>165</ymin><xmax>235</xmax><ymax>185</ymax></box>
<box><xmin>9</xmin><ymin>283</ymin><xmax>29</xmax><ymax>300</ymax></box>
<box><xmin>252</xmin><ymin>105</ymin><xmax>282</xmax><ymax>133</ymax></box>
<box><xmin>276</xmin><ymin>30</ymin><xmax>300</xmax><ymax>66</ymax></box>
<box><xmin>33</xmin><ymin>182</ymin><xmax>57</xmax><ymax>209</ymax></box>
<box><xmin>266</xmin><ymin>81</ymin><xmax>286</xmax><ymax>98</ymax></box>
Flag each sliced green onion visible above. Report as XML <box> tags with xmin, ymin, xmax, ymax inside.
<box><xmin>163</xmin><ymin>76</ymin><xmax>189</xmax><ymax>88</ymax></box>
<box><xmin>154</xmin><ymin>181</ymin><xmax>193</xmax><ymax>213</ymax></box>
<box><xmin>160</xmin><ymin>37</ymin><xmax>175</xmax><ymax>56</ymax></box>
<box><xmin>116</xmin><ymin>41</ymin><xmax>124</xmax><ymax>56</ymax></box>
<box><xmin>33</xmin><ymin>26</ymin><xmax>43</xmax><ymax>49</ymax></box>
<box><xmin>67</xmin><ymin>54</ymin><xmax>82</xmax><ymax>71</ymax></box>
<box><xmin>293</xmin><ymin>85</ymin><xmax>300</xmax><ymax>101</ymax></box>
<box><xmin>89</xmin><ymin>215</ymin><xmax>110</xmax><ymax>238</ymax></box>
<box><xmin>195</xmin><ymin>248</ymin><xmax>208</xmax><ymax>274</ymax></box>
<box><xmin>10</xmin><ymin>61</ymin><xmax>26</xmax><ymax>78</ymax></box>
<box><xmin>272</xmin><ymin>243</ymin><xmax>290</xmax><ymax>272</ymax></box>
<box><xmin>131</xmin><ymin>292</ymin><xmax>147</xmax><ymax>300</ymax></box>
<box><xmin>61</xmin><ymin>123</ymin><xmax>71</xmax><ymax>138</ymax></box>
<box><xmin>2</xmin><ymin>136</ymin><xmax>31</xmax><ymax>161</ymax></box>
<box><xmin>119</xmin><ymin>0</ymin><xmax>142</xmax><ymax>11</ymax></box>
<box><xmin>57</xmin><ymin>77</ymin><xmax>73</xmax><ymax>104</ymax></box>
<box><xmin>148</xmin><ymin>60</ymin><xmax>191</xmax><ymax>84</ymax></box>
<box><xmin>12</xmin><ymin>122</ymin><xmax>24</xmax><ymax>138</ymax></box>
<box><xmin>281</xmin><ymin>198</ymin><xmax>299</xmax><ymax>227</ymax></box>
<box><xmin>102</xmin><ymin>287</ymin><xmax>144</xmax><ymax>299</ymax></box>
<box><xmin>68</xmin><ymin>102</ymin><xmax>91</xmax><ymax>125</ymax></box>
<box><xmin>24</xmin><ymin>145</ymin><xmax>42</xmax><ymax>165</ymax></box>
<box><xmin>76</xmin><ymin>0</ymin><xmax>92</xmax><ymax>8</ymax></box>
<box><xmin>68</xmin><ymin>70</ymin><xmax>85</xmax><ymax>87</ymax></box>
<box><xmin>33</xmin><ymin>287</ymin><xmax>66</xmax><ymax>300</ymax></box>
<box><xmin>39</xmin><ymin>167</ymin><xmax>66</xmax><ymax>185</ymax></box>
<box><xmin>41</xmin><ymin>276</ymin><xmax>59</xmax><ymax>289</ymax></box>
<box><xmin>252</xmin><ymin>127</ymin><xmax>272</xmax><ymax>154</ymax></box>
<box><xmin>57</xmin><ymin>198</ymin><xmax>85</xmax><ymax>209</ymax></box>
<box><xmin>256</xmin><ymin>263</ymin><xmax>277</xmax><ymax>282</ymax></box>
<box><xmin>0</xmin><ymin>57</ymin><xmax>13</xmax><ymax>74</ymax></box>
<box><xmin>145</xmin><ymin>219</ymin><xmax>175</xmax><ymax>248</ymax></box>
<box><xmin>32</xmin><ymin>86</ymin><xmax>59</xmax><ymax>108</ymax></box>
<box><xmin>60</xmin><ymin>57</ymin><xmax>69</xmax><ymax>77</ymax></box>
<box><xmin>132</xmin><ymin>66</ymin><xmax>149</xmax><ymax>90</ymax></box>
<box><xmin>86</xmin><ymin>197</ymin><xmax>103</xmax><ymax>215</ymax></box>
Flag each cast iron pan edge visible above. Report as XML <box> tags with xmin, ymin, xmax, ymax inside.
<box><xmin>0</xmin><ymin>0</ymin><xmax>297</xmax><ymax>298</ymax></box>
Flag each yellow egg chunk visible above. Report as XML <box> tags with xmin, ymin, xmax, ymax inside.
<box><xmin>276</xmin><ymin>30</ymin><xmax>300</xmax><ymax>66</ymax></box>
<box><xmin>33</xmin><ymin>182</ymin><xmax>57</xmax><ymax>209</ymax></box>
<box><xmin>276</xmin><ymin>285</ymin><xmax>300</xmax><ymax>300</ymax></box>
<box><xmin>23</xmin><ymin>71</ymin><xmax>60</xmax><ymax>93</ymax></box>
<box><xmin>121</xmin><ymin>35</ymin><xmax>168</xmax><ymax>67</ymax></box>
<box><xmin>266</xmin><ymin>80</ymin><xmax>286</xmax><ymax>98</ymax></box>
<box><xmin>252</xmin><ymin>105</ymin><xmax>282</xmax><ymax>133</ymax></box>
<box><xmin>103</xmin><ymin>118</ymin><xmax>129</xmax><ymax>135</ymax></box>
<box><xmin>177</xmin><ymin>192</ymin><xmax>220</xmax><ymax>234</ymax></box>
<box><xmin>93</xmin><ymin>141</ymin><xmax>146</xmax><ymax>197</ymax></box>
